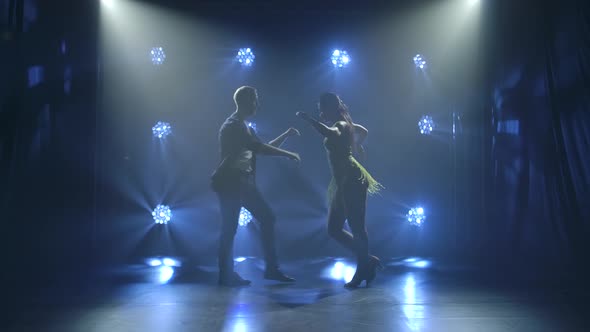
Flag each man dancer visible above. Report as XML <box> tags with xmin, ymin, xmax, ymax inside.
<box><xmin>215</xmin><ymin>86</ymin><xmax>300</xmax><ymax>287</ymax></box>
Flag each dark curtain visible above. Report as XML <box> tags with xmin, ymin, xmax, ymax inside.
<box><xmin>0</xmin><ymin>0</ymin><xmax>99</xmax><ymax>284</ymax></box>
<box><xmin>476</xmin><ymin>0</ymin><xmax>590</xmax><ymax>273</ymax></box>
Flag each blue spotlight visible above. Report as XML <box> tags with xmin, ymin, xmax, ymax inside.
<box><xmin>239</xmin><ymin>207</ymin><xmax>253</xmax><ymax>227</ymax></box>
<box><xmin>407</xmin><ymin>207</ymin><xmax>426</xmax><ymax>227</ymax></box>
<box><xmin>150</xmin><ymin>47</ymin><xmax>166</xmax><ymax>65</ymax></box>
<box><xmin>413</xmin><ymin>54</ymin><xmax>427</xmax><ymax>69</ymax></box>
<box><xmin>331</xmin><ymin>49</ymin><xmax>351</xmax><ymax>68</ymax></box>
<box><xmin>418</xmin><ymin>115</ymin><xmax>434</xmax><ymax>135</ymax></box>
<box><xmin>152</xmin><ymin>121</ymin><xmax>172</xmax><ymax>139</ymax></box>
<box><xmin>236</xmin><ymin>48</ymin><xmax>255</xmax><ymax>67</ymax></box>
<box><xmin>152</xmin><ymin>205</ymin><xmax>172</xmax><ymax>224</ymax></box>
<box><xmin>247</xmin><ymin>122</ymin><xmax>257</xmax><ymax>132</ymax></box>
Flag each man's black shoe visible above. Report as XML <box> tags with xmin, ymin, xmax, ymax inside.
<box><xmin>264</xmin><ymin>269</ymin><xmax>295</xmax><ymax>282</ymax></box>
<box><xmin>218</xmin><ymin>272</ymin><xmax>252</xmax><ymax>287</ymax></box>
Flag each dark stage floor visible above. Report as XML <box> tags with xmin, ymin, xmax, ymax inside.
<box><xmin>5</xmin><ymin>257</ymin><xmax>590</xmax><ymax>332</ymax></box>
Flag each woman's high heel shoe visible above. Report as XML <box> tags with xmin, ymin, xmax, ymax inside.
<box><xmin>344</xmin><ymin>256</ymin><xmax>383</xmax><ymax>288</ymax></box>
<box><xmin>367</xmin><ymin>255</ymin><xmax>383</xmax><ymax>284</ymax></box>
<box><xmin>344</xmin><ymin>269</ymin><xmax>369</xmax><ymax>288</ymax></box>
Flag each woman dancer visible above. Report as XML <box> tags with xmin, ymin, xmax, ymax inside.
<box><xmin>297</xmin><ymin>92</ymin><xmax>382</xmax><ymax>288</ymax></box>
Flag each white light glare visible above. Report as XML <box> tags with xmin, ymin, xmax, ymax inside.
<box><xmin>147</xmin><ymin>258</ymin><xmax>162</xmax><ymax>267</ymax></box>
<box><xmin>152</xmin><ymin>205</ymin><xmax>172</xmax><ymax>224</ymax></box>
<box><xmin>407</xmin><ymin>206</ymin><xmax>426</xmax><ymax>227</ymax></box>
<box><xmin>162</xmin><ymin>258</ymin><xmax>180</xmax><ymax>267</ymax></box>
<box><xmin>101</xmin><ymin>0</ymin><xmax>114</xmax><ymax>8</ymax></box>
<box><xmin>236</xmin><ymin>48</ymin><xmax>255</xmax><ymax>67</ymax></box>
<box><xmin>330</xmin><ymin>261</ymin><xmax>356</xmax><ymax>282</ymax></box>
<box><xmin>239</xmin><ymin>208</ymin><xmax>253</xmax><ymax>227</ymax></box>
<box><xmin>331</xmin><ymin>49</ymin><xmax>351</xmax><ymax>68</ymax></box>
<box><xmin>418</xmin><ymin>115</ymin><xmax>434</xmax><ymax>135</ymax></box>
<box><xmin>157</xmin><ymin>266</ymin><xmax>174</xmax><ymax>284</ymax></box>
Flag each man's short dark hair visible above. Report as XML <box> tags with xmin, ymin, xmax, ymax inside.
<box><xmin>233</xmin><ymin>86</ymin><xmax>256</xmax><ymax>108</ymax></box>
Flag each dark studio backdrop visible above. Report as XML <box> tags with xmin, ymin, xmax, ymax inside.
<box><xmin>1</xmin><ymin>0</ymin><xmax>589</xmax><ymax>285</ymax></box>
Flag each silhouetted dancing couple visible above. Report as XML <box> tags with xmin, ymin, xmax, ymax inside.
<box><xmin>212</xmin><ymin>86</ymin><xmax>383</xmax><ymax>288</ymax></box>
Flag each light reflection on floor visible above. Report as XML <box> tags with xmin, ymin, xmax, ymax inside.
<box><xmin>144</xmin><ymin>256</ymin><xmax>182</xmax><ymax>284</ymax></box>
<box><xmin>10</xmin><ymin>257</ymin><xmax>588</xmax><ymax>331</ymax></box>
<box><xmin>402</xmin><ymin>273</ymin><xmax>426</xmax><ymax>331</ymax></box>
